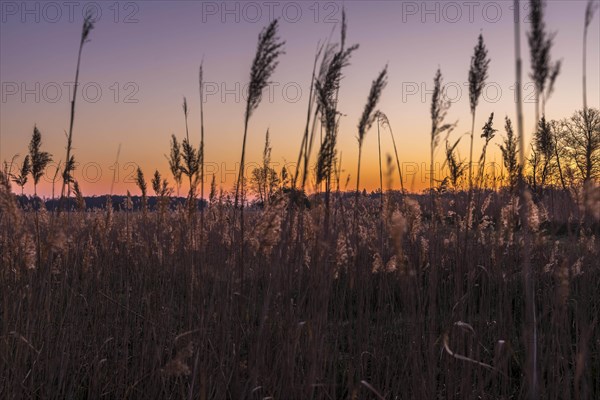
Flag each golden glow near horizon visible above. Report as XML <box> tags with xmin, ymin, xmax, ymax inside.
<box><xmin>1</xmin><ymin>1</ymin><xmax>598</xmax><ymax>197</ymax></box>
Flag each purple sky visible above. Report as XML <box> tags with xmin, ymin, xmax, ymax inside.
<box><xmin>1</xmin><ymin>0</ymin><xmax>599</xmax><ymax>195</ymax></box>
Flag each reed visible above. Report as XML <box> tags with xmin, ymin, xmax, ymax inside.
<box><xmin>135</xmin><ymin>167</ymin><xmax>147</xmax><ymax>214</ymax></box>
<box><xmin>11</xmin><ymin>155</ymin><xmax>30</xmax><ymax>196</ymax></box>
<box><xmin>527</xmin><ymin>0</ymin><xmax>561</xmax><ymax>123</ymax></box>
<box><xmin>429</xmin><ymin>68</ymin><xmax>454</xmax><ymax>195</ymax></box>
<box><xmin>315</xmin><ymin>43</ymin><xmax>358</xmax><ymax>222</ymax></box>
<box><xmin>355</xmin><ymin>65</ymin><xmax>387</xmax><ymax>232</ymax></box>
<box><xmin>60</xmin><ymin>12</ymin><xmax>94</xmax><ymax>203</ymax></box>
<box><xmin>234</xmin><ymin>19</ymin><xmax>284</xmax><ymax>284</ymax></box>
<box><xmin>467</xmin><ymin>34</ymin><xmax>490</xmax><ymax>192</ymax></box>
<box><xmin>28</xmin><ymin>125</ymin><xmax>52</xmax><ymax>269</ymax></box>
<box><xmin>583</xmin><ymin>0</ymin><xmax>598</xmax><ymax>112</ymax></box>
<box><xmin>181</xmin><ymin>98</ymin><xmax>199</xmax><ymax>206</ymax></box>
<box><xmin>376</xmin><ymin>112</ymin><xmax>405</xmax><ymax>192</ymax></box>
<box><xmin>499</xmin><ymin>117</ymin><xmax>520</xmax><ymax>190</ymax></box>
<box><xmin>168</xmin><ymin>134</ymin><xmax>183</xmax><ymax>197</ymax></box>
<box><xmin>29</xmin><ymin>126</ymin><xmax>52</xmax><ymax>199</ymax></box>
<box><xmin>443</xmin><ymin>136</ymin><xmax>466</xmax><ymax>189</ymax></box>
<box><xmin>199</xmin><ymin>61</ymin><xmax>206</xmax><ymax>238</ymax></box>
<box><xmin>477</xmin><ymin>113</ymin><xmax>497</xmax><ymax>189</ymax></box>
<box><xmin>292</xmin><ymin>42</ymin><xmax>324</xmax><ymax>190</ymax></box>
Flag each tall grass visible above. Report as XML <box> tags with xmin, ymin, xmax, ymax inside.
<box><xmin>234</xmin><ymin>19</ymin><xmax>284</xmax><ymax>283</ymax></box>
<box><xmin>499</xmin><ymin>117</ymin><xmax>520</xmax><ymax>191</ymax></box>
<box><xmin>477</xmin><ymin>113</ymin><xmax>497</xmax><ymax>188</ymax></box>
<box><xmin>60</xmin><ymin>12</ymin><xmax>94</xmax><ymax>203</ymax></box>
<box><xmin>376</xmin><ymin>112</ymin><xmax>405</xmax><ymax>193</ymax></box>
<box><xmin>315</xmin><ymin>40</ymin><xmax>358</xmax><ymax>231</ymax></box>
<box><xmin>11</xmin><ymin>155</ymin><xmax>30</xmax><ymax>195</ymax></box>
<box><xmin>2</xmin><ymin>178</ymin><xmax>598</xmax><ymax>399</ymax></box>
<box><xmin>28</xmin><ymin>126</ymin><xmax>52</xmax><ymax>269</ymax></box>
<box><xmin>528</xmin><ymin>0</ymin><xmax>561</xmax><ymax>123</ymax></box>
<box><xmin>199</xmin><ymin>61</ymin><xmax>206</xmax><ymax>238</ymax></box>
<box><xmin>168</xmin><ymin>134</ymin><xmax>183</xmax><ymax>197</ymax></box>
<box><xmin>180</xmin><ymin>97</ymin><xmax>199</xmax><ymax>205</ymax></box>
<box><xmin>292</xmin><ymin>42</ymin><xmax>323</xmax><ymax>191</ymax></box>
<box><xmin>355</xmin><ymin>65</ymin><xmax>387</xmax><ymax>233</ymax></box>
<box><xmin>583</xmin><ymin>0</ymin><xmax>598</xmax><ymax>112</ymax></box>
<box><xmin>429</xmin><ymin>68</ymin><xmax>454</xmax><ymax>195</ymax></box>
<box><xmin>468</xmin><ymin>34</ymin><xmax>490</xmax><ymax>192</ymax></box>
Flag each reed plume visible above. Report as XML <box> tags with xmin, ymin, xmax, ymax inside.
<box><xmin>151</xmin><ymin>169</ymin><xmax>170</xmax><ymax>217</ymax></box>
<box><xmin>168</xmin><ymin>134</ymin><xmax>183</xmax><ymax>197</ymax></box>
<box><xmin>234</xmin><ymin>19</ymin><xmax>285</xmax><ymax>208</ymax></box>
<box><xmin>429</xmin><ymin>68</ymin><xmax>454</xmax><ymax>192</ymax></box>
<box><xmin>443</xmin><ymin>137</ymin><xmax>466</xmax><ymax>189</ymax></box>
<box><xmin>183</xmin><ymin>97</ymin><xmax>189</xmax><ymax>141</ymax></box>
<box><xmin>181</xmin><ymin>137</ymin><xmax>199</xmax><ymax>204</ymax></box>
<box><xmin>303</xmin><ymin>43</ymin><xmax>339</xmax><ymax>191</ymax></box>
<box><xmin>528</xmin><ymin>0</ymin><xmax>561</xmax><ymax>123</ymax></box>
<box><xmin>151</xmin><ymin>170</ymin><xmax>161</xmax><ymax>198</ymax></box>
<box><xmin>11</xmin><ymin>155</ymin><xmax>30</xmax><ymax>195</ymax></box>
<box><xmin>315</xmin><ymin>45</ymin><xmax>358</xmax><ymax>188</ymax></box>
<box><xmin>583</xmin><ymin>0</ymin><xmax>598</xmax><ymax>112</ymax></box>
<box><xmin>181</xmin><ymin>97</ymin><xmax>199</xmax><ymax>203</ymax></box>
<box><xmin>468</xmin><ymin>34</ymin><xmax>490</xmax><ymax>191</ymax></box>
<box><xmin>477</xmin><ymin>113</ymin><xmax>497</xmax><ymax>188</ymax></box>
<box><xmin>135</xmin><ymin>167</ymin><xmax>147</xmax><ymax>212</ymax></box>
<box><xmin>73</xmin><ymin>180</ymin><xmax>85</xmax><ymax>211</ymax></box>
<box><xmin>499</xmin><ymin>117</ymin><xmax>520</xmax><ymax>190</ymax></box>
<box><xmin>314</xmin><ymin>10</ymin><xmax>355</xmax><ymax>192</ymax></box>
<box><xmin>534</xmin><ymin>115</ymin><xmax>554</xmax><ymax>187</ymax></box>
<box><xmin>62</xmin><ymin>155</ymin><xmax>76</xmax><ymax>191</ymax></box>
<box><xmin>29</xmin><ymin>126</ymin><xmax>52</xmax><ymax>198</ymax></box>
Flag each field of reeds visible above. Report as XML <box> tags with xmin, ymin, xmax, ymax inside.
<box><xmin>2</xmin><ymin>1</ymin><xmax>600</xmax><ymax>399</ymax></box>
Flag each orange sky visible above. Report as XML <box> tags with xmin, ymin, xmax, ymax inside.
<box><xmin>1</xmin><ymin>1</ymin><xmax>598</xmax><ymax>197</ymax></box>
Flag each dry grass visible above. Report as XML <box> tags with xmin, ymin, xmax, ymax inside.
<box><xmin>1</xmin><ymin>181</ymin><xmax>599</xmax><ymax>399</ymax></box>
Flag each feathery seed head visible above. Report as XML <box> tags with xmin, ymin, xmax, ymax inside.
<box><xmin>468</xmin><ymin>33</ymin><xmax>490</xmax><ymax>114</ymax></box>
<box><xmin>29</xmin><ymin>126</ymin><xmax>52</xmax><ymax>186</ymax></box>
<box><xmin>358</xmin><ymin>65</ymin><xmax>388</xmax><ymax>147</ymax></box>
<box><xmin>246</xmin><ymin>19</ymin><xmax>285</xmax><ymax>120</ymax></box>
<box><xmin>585</xmin><ymin>0</ymin><xmax>599</xmax><ymax>29</ymax></box>
<box><xmin>481</xmin><ymin>112</ymin><xmax>497</xmax><ymax>142</ymax></box>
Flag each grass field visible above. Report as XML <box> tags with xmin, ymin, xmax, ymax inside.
<box><xmin>1</xmin><ymin>187</ymin><xmax>599</xmax><ymax>399</ymax></box>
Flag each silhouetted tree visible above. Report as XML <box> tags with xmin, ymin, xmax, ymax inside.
<box><xmin>563</xmin><ymin>108</ymin><xmax>600</xmax><ymax>182</ymax></box>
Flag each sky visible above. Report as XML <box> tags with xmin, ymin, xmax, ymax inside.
<box><xmin>1</xmin><ymin>0</ymin><xmax>599</xmax><ymax>197</ymax></box>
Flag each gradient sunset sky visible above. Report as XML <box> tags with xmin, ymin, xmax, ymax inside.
<box><xmin>1</xmin><ymin>0</ymin><xmax>599</xmax><ymax>197</ymax></box>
